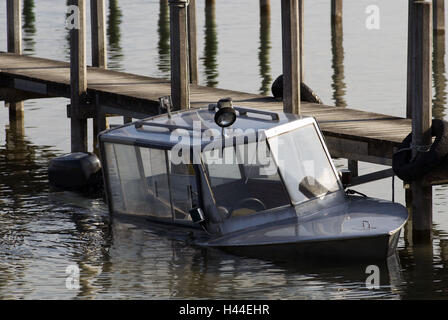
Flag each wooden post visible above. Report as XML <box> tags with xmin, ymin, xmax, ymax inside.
<box><xmin>348</xmin><ymin>160</ymin><xmax>358</xmax><ymax>178</ymax></box>
<box><xmin>91</xmin><ymin>0</ymin><xmax>107</xmax><ymax>68</ymax></box>
<box><xmin>433</xmin><ymin>25</ymin><xmax>446</xmax><ymax>119</ymax></box>
<box><xmin>410</xmin><ymin>1</ymin><xmax>433</xmax><ymax>243</ymax></box>
<box><xmin>91</xmin><ymin>0</ymin><xmax>108</xmax><ymax>155</ymax></box>
<box><xmin>188</xmin><ymin>0</ymin><xmax>198</xmax><ymax>85</ymax></box>
<box><xmin>259</xmin><ymin>0</ymin><xmax>272</xmax><ymax>95</ymax></box>
<box><xmin>331</xmin><ymin>0</ymin><xmax>346</xmax><ymax>108</ymax></box>
<box><xmin>407</xmin><ymin>0</ymin><xmax>417</xmax><ymax>119</ymax></box>
<box><xmin>433</xmin><ymin>0</ymin><xmax>445</xmax><ymax>35</ymax></box>
<box><xmin>331</xmin><ymin>0</ymin><xmax>343</xmax><ymax>25</ymax></box>
<box><xmin>6</xmin><ymin>0</ymin><xmax>24</xmax><ymax>121</ymax></box>
<box><xmin>69</xmin><ymin>0</ymin><xmax>88</xmax><ymax>153</ymax></box>
<box><xmin>204</xmin><ymin>0</ymin><xmax>218</xmax><ymax>88</ymax></box>
<box><xmin>169</xmin><ymin>0</ymin><xmax>190</xmax><ymax>110</ymax></box>
<box><xmin>281</xmin><ymin>0</ymin><xmax>301</xmax><ymax>115</ymax></box>
<box><xmin>299</xmin><ymin>0</ymin><xmax>304</xmax><ymax>82</ymax></box>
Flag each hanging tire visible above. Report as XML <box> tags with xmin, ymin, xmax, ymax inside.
<box><xmin>271</xmin><ymin>74</ymin><xmax>323</xmax><ymax>104</ymax></box>
<box><xmin>392</xmin><ymin>119</ymin><xmax>448</xmax><ymax>182</ymax></box>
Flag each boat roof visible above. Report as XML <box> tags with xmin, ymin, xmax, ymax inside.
<box><xmin>99</xmin><ymin>104</ymin><xmax>313</xmax><ymax>149</ymax></box>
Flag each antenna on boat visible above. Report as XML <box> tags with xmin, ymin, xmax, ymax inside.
<box><xmin>159</xmin><ymin>96</ymin><xmax>173</xmax><ymax>119</ymax></box>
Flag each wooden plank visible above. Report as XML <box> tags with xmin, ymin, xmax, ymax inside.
<box><xmin>281</xmin><ymin>0</ymin><xmax>301</xmax><ymax>114</ymax></box>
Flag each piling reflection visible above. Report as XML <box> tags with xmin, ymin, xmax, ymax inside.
<box><xmin>203</xmin><ymin>0</ymin><xmax>219</xmax><ymax>88</ymax></box>
<box><xmin>258</xmin><ymin>1</ymin><xmax>272</xmax><ymax>96</ymax></box>
<box><xmin>0</xmin><ymin>118</ymin><xmax>56</xmax><ymax>298</ymax></box>
<box><xmin>22</xmin><ymin>0</ymin><xmax>36</xmax><ymax>55</ymax></box>
<box><xmin>330</xmin><ymin>17</ymin><xmax>347</xmax><ymax>108</ymax></box>
<box><xmin>432</xmin><ymin>33</ymin><xmax>447</xmax><ymax>120</ymax></box>
<box><xmin>107</xmin><ymin>0</ymin><xmax>124</xmax><ymax>70</ymax></box>
<box><xmin>157</xmin><ymin>0</ymin><xmax>171</xmax><ymax>78</ymax></box>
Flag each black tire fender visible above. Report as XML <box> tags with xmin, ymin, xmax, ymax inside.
<box><xmin>392</xmin><ymin>119</ymin><xmax>448</xmax><ymax>182</ymax></box>
<box><xmin>271</xmin><ymin>74</ymin><xmax>323</xmax><ymax>104</ymax></box>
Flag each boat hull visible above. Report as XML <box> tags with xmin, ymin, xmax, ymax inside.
<box><xmin>212</xmin><ymin>229</ymin><xmax>402</xmax><ymax>262</ymax></box>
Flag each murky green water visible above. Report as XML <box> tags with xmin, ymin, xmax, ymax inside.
<box><xmin>1</xmin><ymin>0</ymin><xmax>448</xmax><ymax>299</ymax></box>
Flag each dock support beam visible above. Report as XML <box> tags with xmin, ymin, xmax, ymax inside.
<box><xmin>91</xmin><ymin>0</ymin><xmax>108</xmax><ymax>154</ymax></box>
<box><xmin>281</xmin><ymin>0</ymin><xmax>301</xmax><ymax>115</ymax></box>
<box><xmin>169</xmin><ymin>0</ymin><xmax>190</xmax><ymax>110</ymax></box>
<box><xmin>6</xmin><ymin>0</ymin><xmax>24</xmax><ymax>122</ymax></box>
<box><xmin>69</xmin><ymin>0</ymin><xmax>88</xmax><ymax>153</ymax></box>
<box><xmin>187</xmin><ymin>0</ymin><xmax>198</xmax><ymax>85</ymax></box>
<box><xmin>409</xmin><ymin>1</ymin><xmax>433</xmax><ymax>243</ymax></box>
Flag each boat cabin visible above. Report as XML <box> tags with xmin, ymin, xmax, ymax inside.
<box><xmin>99</xmin><ymin>101</ymin><xmax>343</xmax><ymax>236</ymax></box>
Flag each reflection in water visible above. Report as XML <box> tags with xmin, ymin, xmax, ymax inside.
<box><xmin>157</xmin><ymin>0</ymin><xmax>171</xmax><ymax>78</ymax></box>
<box><xmin>258</xmin><ymin>1</ymin><xmax>272</xmax><ymax>95</ymax></box>
<box><xmin>432</xmin><ymin>33</ymin><xmax>447</xmax><ymax>120</ymax></box>
<box><xmin>107</xmin><ymin>0</ymin><xmax>124</xmax><ymax>70</ymax></box>
<box><xmin>203</xmin><ymin>0</ymin><xmax>219</xmax><ymax>88</ymax></box>
<box><xmin>22</xmin><ymin>0</ymin><xmax>36</xmax><ymax>55</ymax></box>
<box><xmin>330</xmin><ymin>16</ymin><xmax>347</xmax><ymax>107</ymax></box>
<box><xmin>0</xmin><ymin>116</ymin><xmax>113</xmax><ymax>299</ymax></box>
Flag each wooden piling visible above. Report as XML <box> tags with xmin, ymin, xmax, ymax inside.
<box><xmin>281</xmin><ymin>0</ymin><xmax>301</xmax><ymax>115</ymax></box>
<box><xmin>348</xmin><ymin>160</ymin><xmax>359</xmax><ymax>178</ymax></box>
<box><xmin>410</xmin><ymin>1</ymin><xmax>433</xmax><ymax>243</ymax></box>
<box><xmin>91</xmin><ymin>0</ymin><xmax>108</xmax><ymax>154</ymax></box>
<box><xmin>91</xmin><ymin>0</ymin><xmax>107</xmax><ymax>68</ymax></box>
<box><xmin>433</xmin><ymin>0</ymin><xmax>445</xmax><ymax>35</ymax></box>
<box><xmin>299</xmin><ymin>0</ymin><xmax>304</xmax><ymax>82</ymax></box>
<box><xmin>6</xmin><ymin>0</ymin><xmax>24</xmax><ymax>121</ymax></box>
<box><xmin>69</xmin><ymin>0</ymin><xmax>88</xmax><ymax>153</ymax></box>
<box><xmin>331</xmin><ymin>0</ymin><xmax>343</xmax><ymax>25</ymax></box>
<box><xmin>169</xmin><ymin>0</ymin><xmax>190</xmax><ymax>110</ymax></box>
<box><xmin>187</xmin><ymin>0</ymin><xmax>198</xmax><ymax>85</ymax></box>
<box><xmin>407</xmin><ymin>0</ymin><xmax>417</xmax><ymax>119</ymax></box>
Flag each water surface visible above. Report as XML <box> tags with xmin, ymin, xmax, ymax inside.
<box><xmin>1</xmin><ymin>0</ymin><xmax>448</xmax><ymax>299</ymax></box>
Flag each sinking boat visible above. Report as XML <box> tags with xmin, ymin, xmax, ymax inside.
<box><xmin>98</xmin><ymin>98</ymin><xmax>408</xmax><ymax>261</ymax></box>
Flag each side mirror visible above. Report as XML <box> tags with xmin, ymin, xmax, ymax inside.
<box><xmin>189</xmin><ymin>207</ymin><xmax>205</xmax><ymax>224</ymax></box>
<box><xmin>339</xmin><ymin>169</ymin><xmax>352</xmax><ymax>188</ymax></box>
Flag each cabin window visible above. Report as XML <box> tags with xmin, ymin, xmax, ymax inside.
<box><xmin>202</xmin><ymin>139</ymin><xmax>290</xmax><ymax>217</ymax></box>
<box><xmin>268</xmin><ymin>124</ymin><xmax>341</xmax><ymax>205</ymax></box>
<box><xmin>104</xmin><ymin>143</ymin><xmax>172</xmax><ymax>218</ymax></box>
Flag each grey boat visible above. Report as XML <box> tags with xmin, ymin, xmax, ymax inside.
<box><xmin>98</xmin><ymin>99</ymin><xmax>408</xmax><ymax>262</ymax></box>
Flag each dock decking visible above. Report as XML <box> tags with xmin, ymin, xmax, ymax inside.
<box><xmin>0</xmin><ymin>52</ymin><xmax>412</xmax><ymax>166</ymax></box>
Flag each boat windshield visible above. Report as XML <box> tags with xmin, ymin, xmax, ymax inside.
<box><xmin>267</xmin><ymin>123</ymin><xmax>341</xmax><ymax>204</ymax></box>
<box><xmin>202</xmin><ymin>137</ymin><xmax>291</xmax><ymax>217</ymax></box>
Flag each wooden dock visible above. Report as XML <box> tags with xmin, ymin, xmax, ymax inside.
<box><xmin>0</xmin><ymin>52</ymin><xmax>412</xmax><ymax>166</ymax></box>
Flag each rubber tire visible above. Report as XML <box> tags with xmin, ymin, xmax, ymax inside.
<box><xmin>271</xmin><ymin>74</ymin><xmax>323</xmax><ymax>104</ymax></box>
<box><xmin>392</xmin><ymin>119</ymin><xmax>448</xmax><ymax>182</ymax></box>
